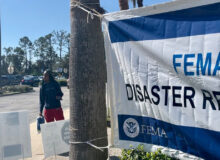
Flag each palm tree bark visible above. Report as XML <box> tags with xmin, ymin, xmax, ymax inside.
<box><xmin>69</xmin><ymin>0</ymin><xmax>108</xmax><ymax>159</ymax></box>
<box><xmin>137</xmin><ymin>0</ymin><xmax>143</xmax><ymax>7</ymax></box>
<box><xmin>119</xmin><ymin>0</ymin><xmax>129</xmax><ymax>10</ymax></box>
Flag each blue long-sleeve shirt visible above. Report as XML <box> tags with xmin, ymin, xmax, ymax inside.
<box><xmin>40</xmin><ymin>80</ymin><xmax>63</xmax><ymax>113</ymax></box>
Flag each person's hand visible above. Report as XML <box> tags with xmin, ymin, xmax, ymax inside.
<box><xmin>56</xmin><ymin>96</ymin><xmax>62</xmax><ymax>100</ymax></box>
<box><xmin>39</xmin><ymin>113</ymin><xmax>42</xmax><ymax>117</ymax></box>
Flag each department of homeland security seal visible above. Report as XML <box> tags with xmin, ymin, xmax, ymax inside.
<box><xmin>123</xmin><ymin>118</ymin><xmax>140</xmax><ymax>138</ymax></box>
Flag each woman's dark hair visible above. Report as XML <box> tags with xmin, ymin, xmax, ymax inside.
<box><xmin>42</xmin><ymin>70</ymin><xmax>55</xmax><ymax>85</ymax></box>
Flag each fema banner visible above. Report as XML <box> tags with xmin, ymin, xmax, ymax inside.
<box><xmin>103</xmin><ymin>0</ymin><xmax>220</xmax><ymax>159</ymax></box>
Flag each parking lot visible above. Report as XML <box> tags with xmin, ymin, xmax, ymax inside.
<box><xmin>0</xmin><ymin>87</ymin><xmax>70</xmax><ymax>123</ymax></box>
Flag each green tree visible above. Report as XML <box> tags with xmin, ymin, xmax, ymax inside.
<box><xmin>45</xmin><ymin>33</ymin><xmax>57</xmax><ymax>71</ymax></box>
<box><xmin>69</xmin><ymin>0</ymin><xmax>108</xmax><ymax>159</ymax></box>
<box><xmin>34</xmin><ymin>37</ymin><xmax>46</xmax><ymax>59</ymax></box>
<box><xmin>3</xmin><ymin>47</ymin><xmax>25</xmax><ymax>74</ymax></box>
<box><xmin>19</xmin><ymin>36</ymin><xmax>32</xmax><ymax>73</ymax></box>
<box><xmin>1</xmin><ymin>55</ymin><xmax>8</xmax><ymax>75</ymax></box>
<box><xmin>53</xmin><ymin>30</ymin><xmax>70</xmax><ymax>75</ymax></box>
<box><xmin>13</xmin><ymin>47</ymin><xmax>25</xmax><ymax>74</ymax></box>
<box><xmin>34</xmin><ymin>34</ymin><xmax>57</xmax><ymax>71</ymax></box>
<box><xmin>4</xmin><ymin>47</ymin><xmax>13</xmax><ymax>57</ymax></box>
<box><xmin>66</xmin><ymin>33</ymin><xmax>70</xmax><ymax>55</ymax></box>
<box><xmin>34</xmin><ymin>36</ymin><xmax>47</xmax><ymax>72</ymax></box>
<box><xmin>28</xmin><ymin>42</ymin><xmax>34</xmax><ymax>74</ymax></box>
<box><xmin>53</xmin><ymin>30</ymin><xmax>69</xmax><ymax>60</ymax></box>
<box><xmin>31</xmin><ymin>60</ymin><xmax>45</xmax><ymax>75</ymax></box>
<box><xmin>3</xmin><ymin>47</ymin><xmax>14</xmax><ymax>69</ymax></box>
<box><xmin>7</xmin><ymin>54</ymin><xmax>21</xmax><ymax>74</ymax></box>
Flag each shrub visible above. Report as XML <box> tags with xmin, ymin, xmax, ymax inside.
<box><xmin>39</xmin><ymin>80</ymin><xmax>67</xmax><ymax>87</ymax></box>
<box><xmin>120</xmin><ymin>145</ymin><xmax>178</xmax><ymax>160</ymax></box>
<box><xmin>57</xmin><ymin>79</ymin><xmax>67</xmax><ymax>86</ymax></box>
<box><xmin>39</xmin><ymin>79</ymin><xmax>67</xmax><ymax>87</ymax></box>
<box><xmin>2</xmin><ymin>85</ymin><xmax>33</xmax><ymax>93</ymax></box>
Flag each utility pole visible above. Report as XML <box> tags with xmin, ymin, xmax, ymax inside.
<box><xmin>69</xmin><ymin>0</ymin><xmax>108</xmax><ymax>160</ymax></box>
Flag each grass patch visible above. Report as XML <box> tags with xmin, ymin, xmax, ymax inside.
<box><xmin>1</xmin><ymin>85</ymin><xmax>33</xmax><ymax>95</ymax></box>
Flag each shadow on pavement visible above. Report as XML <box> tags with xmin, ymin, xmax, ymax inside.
<box><xmin>59</xmin><ymin>152</ymin><xmax>69</xmax><ymax>157</ymax></box>
<box><xmin>109</xmin><ymin>156</ymin><xmax>120</xmax><ymax>160</ymax></box>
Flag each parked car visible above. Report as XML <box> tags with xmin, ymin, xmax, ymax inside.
<box><xmin>21</xmin><ymin>76</ymin><xmax>39</xmax><ymax>87</ymax></box>
<box><xmin>33</xmin><ymin>76</ymin><xmax>40</xmax><ymax>84</ymax></box>
<box><xmin>0</xmin><ymin>76</ymin><xmax>9</xmax><ymax>86</ymax></box>
<box><xmin>0</xmin><ymin>75</ymin><xmax>20</xmax><ymax>86</ymax></box>
<box><xmin>38</xmin><ymin>76</ymin><xmax>43</xmax><ymax>81</ymax></box>
<box><xmin>14</xmin><ymin>75</ymin><xmax>23</xmax><ymax>81</ymax></box>
<box><xmin>56</xmin><ymin>76</ymin><xmax>66</xmax><ymax>80</ymax></box>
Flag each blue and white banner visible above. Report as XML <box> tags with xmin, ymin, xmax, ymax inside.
<box><xmin>103</xmin><ymin>0</ymin><xmax>220</xmax><ymax>159</ymax></box>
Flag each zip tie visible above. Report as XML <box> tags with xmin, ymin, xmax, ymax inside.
<box><xmin>87</xmin><ymin>11</ymin><xmax>93</xmax><ymax>23</ymax></box>
<box><xmin>70</xmin><ymin>141</ymin><xmax>110</xmax><ymax>152</ymax></box>
<box><xmin>70</xmin><ymin>1</ymin><xmax>103</xmax><ymax>22</ymax></box>
<box><xmin>70</xmin><ymin>126</ymin><xmax>78</xmax><ymax>131</ymax></box>
<box><xmin>70</xmin><ymin>1</ymin><xmax>100</xmax><ymax>5</ymax></box>
<box><xmin>69</xmin><ymin>136</ymin><xmax>110</xmax><ymax>152</ymax></box>
<box><xmin>72</xmin><ymin>3</ymin><xmax>102</xmax><ymax>17</ymax></box>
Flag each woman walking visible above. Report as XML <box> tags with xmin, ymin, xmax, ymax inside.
<box><xmin>39</xmin><ymin>70</ymin><xmax>65</xmax><ymax>122</ymax></box>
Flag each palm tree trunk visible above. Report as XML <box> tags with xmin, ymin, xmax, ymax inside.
<box><xmin>69</xmin><ymin>0</ymin><xmax>108</xmax><ymax>159</ymax></box>
<box><xmin>137</xmin><ymin>0</ymin><xmax>143</xmax><ymax>7</ymax></box>
<box><xmin>132</xmin><ymin>0</ymin><xmax>136</xmax><ymax>8</ymax></box>
<box><xmin>119</xmin><ymin>0</ymin><xmax>129</xmax><ymax>10</ymax></box>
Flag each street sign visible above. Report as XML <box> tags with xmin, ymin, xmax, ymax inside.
<box><xmin>0</xmin><ymin>111</ymin><xmax>32</xmax><ymax>160</ymax></box>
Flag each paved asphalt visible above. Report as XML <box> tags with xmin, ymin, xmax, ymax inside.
<box><xmin>0</xmin><ymin>87</ymin><xmax>70</xmax><ymax>123</ymax></box>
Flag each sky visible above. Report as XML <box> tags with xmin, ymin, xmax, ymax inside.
<box><xmin>1</xmin><ymin>0</ymin><xmax>171</xmax><ymax>52</ymax></box>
